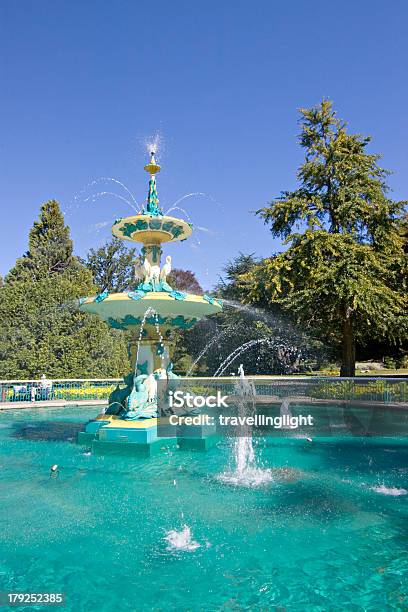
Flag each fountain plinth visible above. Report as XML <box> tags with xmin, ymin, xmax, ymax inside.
<box><xmin>78</xmin><ymin>152</ymin><xmax>222</xmax><ymax>454</ymax></box>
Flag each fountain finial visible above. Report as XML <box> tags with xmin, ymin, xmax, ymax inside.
<box><xmin>144</xmin><ymin>152</ymin><xmax>162</xmax><ymax>216</ymax></box>
<box><xmin>144</xmin><ymin>151</ymin><xmax>161</xmax><ymax>175</ymax></box>
<box><xmin>111</xmin><ymin>150</ymin><xmax>193</xmax><ymax>240</ymax></box>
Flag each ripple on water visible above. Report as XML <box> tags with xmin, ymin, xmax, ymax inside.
<box><xmin>216</xmin><ymin>466</ymin><xmax>308</xmax><ymax>488</ymax></box>
<box><xmin>217</xmin><ymin>467</ymin><xmax>274</xmax><ymax>488</ymax></box>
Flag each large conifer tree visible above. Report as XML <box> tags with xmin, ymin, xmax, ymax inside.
<box><xmin>0</xmin><ymin>200</ymin><xmax>129</xmax><ymax>378</ymax></box>
<box><xmin>243</xmin><ymin>101</ymin><xmax>407</xmax><ymax>376</ymax></box>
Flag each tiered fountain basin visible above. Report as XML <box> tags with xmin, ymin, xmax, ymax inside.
<box><xmin>112</xmin><ymin>214</ymin><xmax>193</xmax><ymax>243</ymax></box>
<box><xmin>79</xmin><ymin>291</ymin><xmax>222</xmax><ymax>331</ymax></box>
<box><xmin>77</xmin><ymin>151</ymin><xmax>223</xmax><ymax>455</ymax></box>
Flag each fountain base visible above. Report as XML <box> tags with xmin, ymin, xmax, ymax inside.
<box><xmin>78</xmin><ymin>417</ymin><xmax>174</xmax><ymax>456</ymax></box>
<box><xmin>92</xmin><ymin>437</ymin><xmax>178</xmax><ymax>457</ymax></box>
<box><xmin>77</xmin><ymin>415</ymin><xmax>219</xmax><ymax>454</ymax></box>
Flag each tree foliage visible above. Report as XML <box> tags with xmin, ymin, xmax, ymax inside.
<box><xmin>214</xmin><ymin>253</ymin><xmax>259</xmax><ymax>302</ymax></box>
<box><xmin>83</xmin><ymin>237</ymin><xmax>137</xmax><ymax>293</ymax></box>
<box><xmin>242</xmin><ymin>100</ymin><xmax>407</xmax><ymax>376</ymax></box>
<box><xmin>0</xmin><ymin>201</ymin><xmax>130</xmax><ymax>379</ymax></box>
<box><xmin>168</xmin><ymin>269</ymin><xmax>203</xmax><ymax>294</ymax></box>
<box><xmin>172</xmin><ymin>253</ymin><xmax>326</xmax><ymax>376</ymax></box>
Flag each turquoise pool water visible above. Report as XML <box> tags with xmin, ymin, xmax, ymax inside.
<box><xmin>0</xmin><ymin>405</ymin><xmax>407</xmax><ymax>611</ymax></box>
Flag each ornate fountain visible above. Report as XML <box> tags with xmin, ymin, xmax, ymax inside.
<box><xmin>78</xmin><ymin>153</ymin><xmax>222</xmax><ymax>454</ymax></box>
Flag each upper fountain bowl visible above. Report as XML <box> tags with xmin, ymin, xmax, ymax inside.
<box><xmin>112</xmin><ymin>214</ymin><xmax>193</xmax><ymax>245</ymax></box>
<box><xmin>143</xmin><ymin>151</ymin><xmax>161</xmax><ymax>175</ymax></box>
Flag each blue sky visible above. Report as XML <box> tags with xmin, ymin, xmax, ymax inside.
<box><xmin>1</xmin><ymin>0</ymin><xmax>407</xmax><ymax>289</ymax></box>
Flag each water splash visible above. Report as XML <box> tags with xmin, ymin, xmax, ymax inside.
<box><xmin>371</xmin><ymin>485</ymin><xmax>407</xmax><ymax>496</ymax></box>
<box><xmin>214</xmin><ymin>338</ymin><xmax>273</xmax><ymax>377</ymax></box>
<box><xmin>134</xmin><ymin>307</ymin><xmax>157</xmax><ymax>378</ymax></box>
<box><xmin>280</xmin><ymin>398</ymin><xmax>293</xmax><ymax>430</ymax></box>
<box><xmin>89</xmin><ymin>220</ymin><xmax>111</xmax><ymax>233</ymax></box>
<box><xmin>145</xmin><ymin>133</ymin><xmax>162</xmax><ymax>156</ymax></box>
<box><xmin>188</xmin><ymin>236</ymin><xmax>201</xmax><ymax>250</ymax></box>
<box><xmin>164</xmin><ymin>478</ymin><xmax>200</xmax><ymax>552</ymax></box>
<box><xmin>65</xmin><ymin>177</ymin><xmax>140</xmax><ymax>218</ymax></box>
<box><xmin>186</xmin><ymin>324</ymin><xmax>236</xmax><ymax>376</ymax></box>
<box><xmin>223</xmin><ymin>299</ymin><xmax>305</xmax><ymax>340</ymax></box>
<box><xmin>132</xmin><ymin>307</ymin><xmax>168</xmax><ymax>387</ymax></box>
<box><xmin>83</xmin><ymin>191</ymin><xmax>138</xmax><ymax>213</ymax></box>
<box><xmin>195</xmin><ymin>225</ymin><xmax>216</xmax><ymax>235</ymax></box>
<box><xmin>217</xmin><ymin>365</ymin><xmax>273</xmax><ymax>488</ymax></box>
<box><xmin>89</xmin><ymin>178</ymin><xmax>139</xmax><ymax>208</ymax></box>
<box><xmin>164</xmin><ymin>525</ymin><xmax>200</xmax><ymax>552</ymax></box>
<box><xmin>164</xmin><ymin>205</ymin><xmax>194</xmax><ymax>224</ymax></box>
<box><xmin>166</xmin><ymin>191</ymin><xmax>224</xmax><ymax>214</ymax></box>
<box><xmin>153</xmin><ymin>311</ymin><xmax>167</xmax><ymax>364</ymax></box>
<box><xmin>218</xmin><ymin>299</ymin><xmax>327</xmax><ymax>374</ymax></box>
<box><xmin>188</xmin><ymin>303</ymin><xmax>304</xmax><ymax>377</ymax></box>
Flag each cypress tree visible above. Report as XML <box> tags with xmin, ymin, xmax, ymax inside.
<box><xmin>0</xmin><ymin>200</ymin><xmax>130</xmax><ymax>379</ymax></box>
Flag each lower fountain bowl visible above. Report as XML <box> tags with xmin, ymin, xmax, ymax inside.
<box><xmin>79</xmin><ymin>292</ymin><xmax>222</xmax><ymax>329</ymax></box>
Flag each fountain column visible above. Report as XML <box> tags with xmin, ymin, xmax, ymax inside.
<box><xmin>141</xmin><ymin>244</ymin><xmax>163</xmax><ymax>267</ymax></box>
<box><xmin>128</xmin><ymin>329</ymin><xmax>171</xmax><ymax>376</ymax></box>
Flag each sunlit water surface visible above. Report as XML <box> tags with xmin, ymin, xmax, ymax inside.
<box><xmin>0</xmin><ymin>406</ymin><xmax>407</xmax><ymax>611</ymax></box>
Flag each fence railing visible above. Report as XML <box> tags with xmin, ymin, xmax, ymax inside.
<box><xmin>0</xmin><ymin>379</ymin><xmax>120</xmax><ymax>403</ymax></box>
<box><xmin>0</xmin><ymin>377</ymin><xmax>407</xmax><ymax>405</ymax></box>
<box><xmin>181</xmin><ymin>377</ymin><xmax>408</xmax><ymax>404</ymax></box>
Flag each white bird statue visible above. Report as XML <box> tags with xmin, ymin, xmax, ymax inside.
<box><xmin>160</xmin><ymin>255</ymin><xmax>172</xmax><ymax>282</ymax></box>
<box><xmin>134</xmin><ymin>258</ymin><xmax>144</xmax><ymax>282</ymax></box>
<box><xmin>142</xmin><ymin>258</ymin><xmax>151</xmax><ymax>283</ymax></box>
